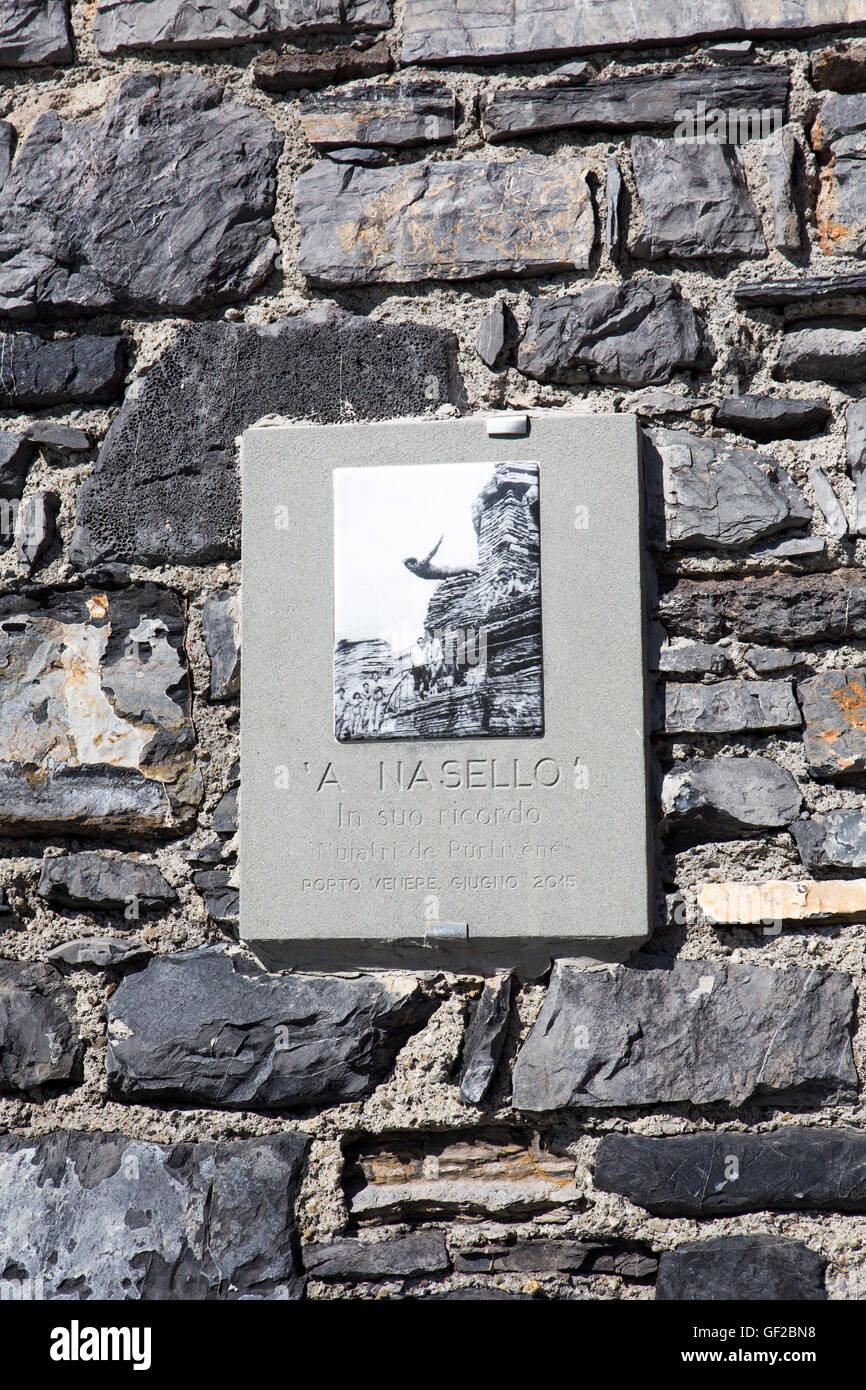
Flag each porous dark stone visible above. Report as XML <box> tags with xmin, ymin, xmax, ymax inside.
<box><xmin>660</xmin><ymin>680</ymin><xmax>801</xmax><ymax>734</ymax></box>
<box><xmin>202</xmin><ymin>589</ymin><xmax>240</xmax><ymax>699</ymax></box>
<box><xmin>776</xmin><ymin>325</ymin><xmax>866</xmax><ymax>383</ymax></box>
<box><xmin>252</xmin><ymin>39</ymin><xmax>393</xmax><ymax>92</ymax></box>
<box><xmin>0</xmin><ymin>1</ymin><xmax>72</xmax><ymax>65</ymax></box>
<box><xmin>295</xmin><ymin>156</ymin><xmax>595</xmax><ymax>286</ymax></box>
<box><xmin>661</xmin><ymin>757</ymin><xmax>802</xmax><ymax>838</ymax></box>
<box><xmin>300</xmin><ymin>81</ymin><xmax>455</xmax><ymax>149</ymax></box>
<box><xmin>799</xmin><ymin>669</ymin><xmax>866</xmax><ymax>779</ymax></box>
<box><xmin>46</xmin><ymin>937</ymin><xmax>151</xmax><ymax>969</ymax></box>
<box><xmin>0</xmin><ymin>431</ymin><xmax>34</xmax><ymax>499</ymax></box>
<box><xmin>517</xmin><ymin>277</ymin><xmax>715</xmax><ymax>387</ymax></box>
<box><xmin>106</xmin><ymin>945</ymin><xmax>435</xmax><ymax>1108</ymax></box>
<box><xmin>38</xmin><ymin>852</ymin><xmax>176</xmax><ymax>913</ymax></box>
<box><xmin>15</xmin><ymin>489</ymin><xmax>59</xmax><ymax>568</ymax></box>
<box><xmin>0</xmin><ymin>585</ymin><xmax>201</xmax><ymax>835</ymax></box>
<box><xmin>655</xmin><ymin>1235</ymin><xmax>826</xmax><ymax>1301</ymax></box>
<box><xmin>0</xmin><ymin>959</ymin><xmax>82</xmax><ymax>1091</ymax></box>
<box><xmin>792</xmin><ymin>810</ymin><xmax>866</xmax><ymax>870</ymax></box>
<box><xmin>596</xmin><ymin>1126</ymin><xmax>866</xmax><ymax>1217</ymax></box>
<box><xmin>25</xmin><ymin>422</ymin><xmax>91</xmax><ymax>457</ymax></box>
<box><xmin>0</xmin><ymin>74</ymin><xmax>282</xmax><ymax>319</ymax></box>
<box><xmin>70</xmin><ymin>310</ymin><xmax>464</xmax><ymax>569</ymax></box>
<box><xmin>304</xmin><ymin>1232</ymin><xmax>450</xmax><ymax>1280</ymax></box>
<box><xmin>714</xmin><ymin>394</ymin><xmax>831</xmax><ymax>441</ymax></box>
<box><xmin>658</xmin><ymin>571</ymin><xmax>866</xmax><ymax>645</ymax></box>
<box><xmin>193</xmin><ymin>868</ymin><xmax>238</xmax><ymax>924</ymax></box>
<box><xmin>643</xmin><ymin>426</ymin><xmax>810</xmax><ymax>550</ymax></box>
<box><xmin>475</xmin><ymin>301</ymin><xmax>518</xmax><ymax>369</ymax></box>
<box><xmin>735</xmin><ymin>270</ymin><xmax>866</xmax><ymax>305</ymax></box>
<box><xmin>94</xmin><ymin>0</ymin><xmax>390</xmax><ymax>54</ymax></box>
<box><xmin>457</xmin><ymin>971</ymin><xmax>512</xmax><ymax>1104</ymax></box>
<box><xmin>631</xmin><ymin>137</ymin><xmax>765</xmax><ymax>259</ymax></box>
<box><xmin>0</xmin><ymin>335</ymin><xmax>126</xmax><ymax>406</ymax></box>
<box><xmin>481</xmin><ymin>66</ymin><xmax>788</xmax><ymax>141</ymax></box>
<box><xmin>510</xmin><ymin>958</ymin><xmax>856</xmax><ymax>1111</ymax></box>
<box><xmin>0</xmin><ymin>1129</ymin><xmax>308</xmax><ymax>1299</ymax></box>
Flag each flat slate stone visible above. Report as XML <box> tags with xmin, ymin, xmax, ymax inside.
<box><xmin>94</xmin><ymin>0</ymin><xmax>390</xmax><ymax>54</ymax></box>
<box><xmin>304</xmin><ymin>1233</ymin><xmax>450</xmax><ymax>1280</ymax></box>
<box><xmin>0</xmin><ymin>585</ymin><xmax>201</xmax><ymax>835</ymax></box>
<box><xmin>252</xmin><ymin>38</ymin><xmax>393</xmax><ymax>91</ymax></box>
<box><xmin>595</xmin><ymin>1126</ymin><xmax>866</xmax><ymax>1216</ymax></box>
<box><xmin>792</xmin><ymin>810</ymin><xmax>866</xmax><ymax>870</ymax></box>
<box><xmin>846</xmin><ymin>400</ymin><xmax>866</xmax><ymax>534</ymax></box>
<box><xmin>776</xmin><ymin>325</ymin><xmax>866</xmax><ymax>383</ymax></box>
<box><xmin>661</xmin><ymin>757</ymin><xmax>802</xmax><ymax>838</ymax></box>
<box><xmin>655</xmin><ymin>1235</ymin><xmax>826</xmax><ymax>1301</ymax></box>
<box><xmin>0</xmin><ymin>334</ymin><xmax>126</xmax><ymax>406</ymax></box>
<box><xmin>46</xmin><ymin>937</ymin><xmax>151</xmax><ymax>969</ymax></box>
<box><xmin>300</xmin><ymin>81</ymin><xmax>455</xmax><ymax>149</ymax></box>
<box><xmin>699</xmin><ymin>878</ymin><xmax>866</xmax><ymax>923</ymax></box>
<box><xmin>511</xmin><ymin>958</ymin><xmax>856</xmax><ymax>1110</ymax></box>
<box><xmin>71</xmin><ymin>310</ymin><xmax>463</xmax><ymax>568</ymax></box>
<box><xmin>809</xmin><ymin>464</ymin><xmax>849</xmax><ymax>538</ymax></box>
<box><xmin>0</xmin><ymin>74</ymin><xmax>282</xmax><ymax>319</ymax></box>
<box><xmin>401</xmin><ymin>0</ymin><xmax>865</xmax><ymax>65</ymax></box>
<box><xmin>481</xmin><ymin>66</ymin><xmax>788</xmax><ymax>141</ymax></box>
<box><xmin>658</xmin><ymin>571</ymin><xmax>866</xmax><ymax>645</ymax></box>
<box><xmin>517</xmin><ymin>276</ymin><xmax>715</xmax><ymax>387</ymax></box>
<box><xmin>38</xmin><ymin>852</ymin><xmax>176</xmax><ymax>913</ymax></box>
<box><xmin>0</xmin><ymin>430</ymin><xmax>34</xmax><ymax>499</ymax></box>
<box><xmin>202</xmin><ymin>589</ymin><xmax>240</xmax><ymax>699</ymax></box>
<box><xmin>735</xmin><ymin>270</ymin><xmax>866</xmax><ymax>305</ymax></box>
<box><xmin>106</xmin><ymin>945</ymin><xmax>434</xmax><ymax>1108</ymax></box>
<box><xmin>605</xmin><ymin>157</ymin><xmax>623</xmax><ymax>256</ymax></box>
<box><xmin>25</xmin><ymin>422</ymin><xmax>91</xmax><ymax>457</ymax></box>
<box><xmin>654</xmin><ymin>641</ymin><xmax>729</xmax><ymax>678</ymax></box>
<box><xmin>765</xmin><ymin>125</ymin><xmax>803</xmax><ymax>253</ymax></box>
<box><xmin>661</xmin><ymin>680</ymin><xmax>801</xmax><ymax>734</ymax></box>
<box><xmin>0</xmin><ymin>1</ymin><xmax>72</xmax><ymax>65</ymax></box>
<box><xmin>0</xmin><ymin>122</ymin><xmax>14</xmax><ymax>184</ymax></box>
<box><xmin>631</xmin><ymin>137</ymin><xmax>765</xmax><ymax>260</ymax></box>
<box><xmin>475</xmin><ymin>300</ymin><xmax>518</xmax><ymax>369</ymax></box>
<box><xmin>714</xmin><ymin>394</ymin><xmax>831</xmax><ymax>441</ymax></box>
<box><xmin>457</xmin><ymin>972</ymin><xmax>512</xmax><ymax>1105</ymax></box>
<box><xmin>16</xmin><ymin>489</ymin><xmax>59</xmax><ymax>568</ymax></box>
<box><xmin>643</xmin><ymin>426</ymin><xmax>810</xmax><ymax>550</ymax></box>
<box><xmin>295</xmin><ymin>156</ymin><xmax>595</xmax><ymax>286</ymax></box>
<box><xmin>799</xmin><ymin>669</ymin><xmax>866</xmax><ymax>778</ymax></box>
<box><xmin>0</xmin><ymin>1130</ymin><xmax>308</xmax><ymax>1299</ymax></box>
<box><xmin>745</xmin><ymin>645</ymin><xmax>807</xmax><ymax>674</ymax></box>
<box><xmin>0</xmin><ymin>959</ymin><xmax>82</xmax><ymax>1091</ymax></box>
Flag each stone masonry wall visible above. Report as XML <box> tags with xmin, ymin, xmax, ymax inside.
<box><xmin>8</xmin><ymin>0</ymin><xmax>866</xmax><ymax>1301</ymax></box>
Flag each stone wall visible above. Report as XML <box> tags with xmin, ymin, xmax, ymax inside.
<box><xmin>5</xmin><ymin>0</ymin><xmax>866</xmax><ymax>1301</ymax></box>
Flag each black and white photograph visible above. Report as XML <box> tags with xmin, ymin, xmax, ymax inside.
<box><xmin>334</xmin><ymin>459</ymin><xmax>543</xmax><ymax>741</ymax></box>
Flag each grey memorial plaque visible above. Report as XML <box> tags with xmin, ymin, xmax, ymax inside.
<box><xmin>241</xmin><ymin>413</ymin><xmax>650</xmax><ymax>961</ymax></box>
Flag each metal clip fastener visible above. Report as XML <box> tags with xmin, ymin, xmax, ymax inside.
<box><xmin>486</xmin><ymin>413</ymin><xmax>529</xmax><ymax>437</ymax></box>
<box><xmin>424</xmin><ymin>921</ymin><xmax>469</xmax><ymax>944</ymax></box>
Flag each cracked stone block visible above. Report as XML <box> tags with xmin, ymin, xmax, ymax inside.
<box><xmin>776</xmin><ymin>325</ymin><xmax>866</xmax><ymax>383</ymax></box>
<box><xmin>0</xmin><ymin>1</ymin><xmax>72</xmax><ymax>65</ymax></box>
<box><xmin>799</xmin><ymin>669</ymin><xmax>866</xmax><ymax>778</ymax></box>
<box><xmin>457</xmin><ymin>972</ymin><xmax>512</xmax><ymax>1105</ymax></box>
<box><xmin>0</xmin><ymin>585</ymin><xmax>201</xmax><ymax>836</ymax></box>
<box><xmin>300</xmin><ymin>81</ymin><xmax>455</xmax><ymax>148</ymax></box>
<box><xmin>715</xmin><ymin>394</ymin><xmax>831</xmax><ymax>441</ymax></box>
<box><xmin>202</xmin><ymin>589</ymin><xmax>241</xmax><ymax>700</ymax></box>
<box><xmin>661</xmin><ymin>757</ymin><xmax>802</xmax><ymax>838</ymax></box>
<box><xmin>792</xmin><ymin>810</ymin><xmax>866</xmax><ymax>870</ymax></box>
<box><xmin>295</xmin><ymin>156</ymin><xmax>595</xmax><ymax>286</ymax></box>
<box><xmin>644</xmin><ymin>426</ymin><xmax>810</xmax><ymax>550</ymax></box>
<box><xmin>660</xmin><ymin>680</ymin><xmax>801</xmax><ymax>734</ymax></box>
<box><xmin>658</xmin><ymin>571</ymin><xmax>866</xmax><ymax>645</ymax></box>
<box><xmin>0</xmin><ymin>335</ymin><xmax>126</xmax><ymax>407</ymax></box>
<box><xmin>70</xmin><ymin>310</ymin><xmax>464</xmax><ymax>569</ymax></box>
<box><xmin>510</xmin><ymin>958</ymin><xmax>857</xmax><ymax>1110</ymax></box>
<box><xmin>106</xmin><ymin>945</ymin><xmax>435</xmax><ymax>1108</ymax></box>
<box><xmin>518</xmin><ymin>276</ymin><xmax>715</xmax><ymax>387</ymax></box>
<box><xmin>94</xmin><ymin>0</ymin><xmax>390</xmax><ymax>54</ymax></box>
<box><xmin>765</xmin><ymin>125</ymin><xmax>803</xmax><ymax>253</ymax></box>
<box><xmin>0</xmin><ymin>1129</ymin><xmax>308</xmax><ymax>1299</ymax></box>
<box><xmin>0</xmin><ymin>74</ymin><xmax>282</xmax><ymax>319</ymax></box>
<box><xmin>344</xmin><ymin>1129</ymin><xmax>580</xmax><ymax>1221</ymax></box>
<box><xmin>699</xmin><ymin>878</ymin><xmax>866</xmax><ymax>923</ymax></box>
<box><xmin>655</xmin><ymin>1235</ymin><xmax>826</xmax><ymax>1301</ymax></box>
<box><xmin>253</xmin><ymin>38</ymin><xmax>393</xmax><ymax>91</ymax></box>
<box><xmin>303</xmin><ymin>1233</ymin><xmax>450</xmax><ymax>1280</ymax></box>
<box><xmin>38</xmin><ymin>852</ymin><xmax>176</xmax><ymax>914</ymax></box>
<box><xmin>631</xmin><ymin>137</ymin><xmax>765</xmax><ymax>259</ymax></box>
<box><xmin>0</xmin><ymin>959</ymin><xmax>82</xmax><ymax>1092</ymax></box>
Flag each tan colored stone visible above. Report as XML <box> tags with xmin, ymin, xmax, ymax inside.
<box><xmin>699</xmin><ymin>879</ymin><xmax>866</xmax><ymax>924</ymax></box>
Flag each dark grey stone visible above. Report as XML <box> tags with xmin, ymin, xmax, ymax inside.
<box><xmin>605</xmin><ymin>157</ymin><xmax>623</xmax><ymax>256</ymax></box>
<box><xmin>300</xmin><ymin>81</ymin><xmax>454</xmax><ymax>149</ymax></box>
<box><xmin>0</xmin><ymin>74</ymin><xmax>282</xmax><ymax>319</ymax></box>
<box><xmin>0</xmin><ymin>1129</ymin><xmax>308</xmax><ymax>1299</ymax></box>
<box><xmin>0</xmin><ymin>1</ymin><xmax>72</xmax><ymax>65</ymax></box>
<box><xmin>475</xmin><ymin>301</ymin><xmax>517</xmax><ymax>369</ymax></box>
<box><xmin>735</xmin><ymin>270</ymin><xmax>866</xmax><ymax>306</ymax></box>
<box><xmin>812</xmin><ymin>44</ymin><xmax>866</xmax><ymax>93</ymax></box>
<box><xmin>799</xmin><ymin>669</ymin><xmax>866</xmax><ymax>779</ymax></box>
<box><xmin>660</xmin><ymin>680</ymin><xmax>801</xmax><ymax>734</ymax></box>
<box><xmin>453</xmin><ymin>1240</ymin><xmax>593</xmax><ymax>1274</ymax></box>
<box><xmin>661</xmin><ymin>757</ymin><xmax>802</xmax><ymax>838</ymax></box>
<box><xmin>304</xmin><ymin>1233</ymin><xmax>450</xmax><ymax>1280</ymax></box>
<box><xmin>295</xmin><ymin>156</ymin><xmax>595</xmax><ymax>286</ymax></box>
<box><xmin>0</xmin><ymin>959</ymin><xmax>82</xmax><ymax>1092</ymax></box>
<box><xmin>655</xmin><ymin>1235</ymin><xmax>826</xmax><ymax>1301</ymax></box>
<box><xmin>776</xmin><ymin>325</ymin><xmax>866</xmax><ymax>383</ymax></box>
<box><xmin>212</xmin><ymin>785</ymin><xmax>239</xmax><ymax>835</ymax></box>
<box><xmin>70</xmin><ymin>310</ymin><xmax>464</xmax><ymax>568</ymax></box>
<box><xmin>0</xmin><ymin>585</ymin><xmax>201</xmax><ymax>836</ymax></box>
<box><xmin>458</xmin><ymin>972</ymin><xmax>512</xmax><ymax>1104</ymax></box>
<box><xmin>106</xmin><ymin>945</ymin><xmax>435</xmax><ymax>1109</ymax></box>
<box><xmin>25</xmin><ymin>422</ymin><xmax>91</xmax><ymax>458</ymax></box>
<box><xmin>765</xmin><ymin>125</ymin><xmax>803</xmax><ymax>253</ymax></box>
<box><xmin>595</xmin><ymin>1127</ymin><xmax>866</xmax><ymax>1216</ymax></box>
<box><xmin>0</xmin><ymin>431</ymin><xmax>34</xmax><ymax>500</ymax></box>
<box><xmin>94</xmin><ymin>0</ymin><xmax>390</xmax><ymax>54</ymax></box>
<box><xmin>644</xmin><ymin>426</ymin><xmax>810</xmax><ymax>550</ymax></box>
<box><xmin>38</xmin><ymin>852</ymin><xmax>176</xmax><ymax>914</ymax></box>
<box><xmin>481</xmin><ymin>66</ymin><xmax>788</xmax><ymax>141</ymax></box>
<box><xmin>631</xmin><ymin>137</ymin><xmax>765</xmax><ymax>260</ymax></box>
<box><xmin>658</xmin><ymin>571</ymin><xmax>866</xmax><ymax>645</ymax></box>
<box><xmin>46</xmin><ymin>937</ymin><xmax>151</xmax><ymax>969</ymax></box>
<box><xmin>426</xmin><ymin>1288</ymin><xmax>532</xmax><ymax>1299</ymax></box>
<box><xmin>324</xmin><ymin>145</ymin><xmax>389</xmax><ymax>165</ymax></box>
<box><xmin>0</xmin><ymin>122</ymin><xmax>14</xmax><ymax>184</ymax></box>
<box><xmin>252</xmin><ymin>39</ymin><xmax>393</xmax><ymax>92</ymax></box>
<box><xmin>0</xmin><ymin>335</ymin><xmax>125</xmax><ymax>406</ymax></box>
<box><xmin>791</xmin><ymin>810</ymin><xmax>866</xmax><ymax>870</ymax></box>
<box><xmin>548</xmin><ymin>59</ymin><xmax>595</xmax><ymax>84</ymax></box>
<box><xmin>16</xmin><ymin>489</ymin><xmax>59</xmax><ymax>568</ymax></box>
<box><xmin>745</xmin><ymin>645</ymin><xmax>807</xmax><ymax>674</ymax></box>
<box><xmin>809</xmin><ymin>464</ymin><xmax>849</xmax><ymax>538</ymax></box>
<box><xmin>815</xmin><ymin>91</ymin><xmax>866</xmax><ymax>146</ymax></box>
<box><xmin>203</xmin><ymin>589</ymin><xmax>240</xmax><ymax>699</ymax></box>
<box><xmin>511</xmin><ymin>957</ymin><xmax>856</xmax><ymax>1111</ymax></box>
<box><xmin>715</xmin><ymin>395</ymin><xmax>831</xmax><ymax>441</ymax></box>
<box><xmin>654</xmin><ymin>641</ymin><xmax>729</xmax><ymax>678</ymax></box>
<box><xmin>846</xmin><ymin>399</ymin><xmax>866</xmax><ymax>535</ymax></box>
<box><xmin>517</xmin><ymin>277</ymin><xmax>715</xmax><ymax>387</ymax></box>
<box><xmin>193</xmin><ymin>868</ymin><xmax>238</xmax><ymax>924</ymax></box>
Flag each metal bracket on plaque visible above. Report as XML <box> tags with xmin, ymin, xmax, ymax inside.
<box><xmin>424</xmin><ymin>921</ymin><xmax>469</xmax><ymax>945</ymax></box>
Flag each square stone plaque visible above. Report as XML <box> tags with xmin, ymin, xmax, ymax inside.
<box><xmin>241</xmin><ymin>413</ymin><xmax>650</xmax><ymax>962</ymax></box>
